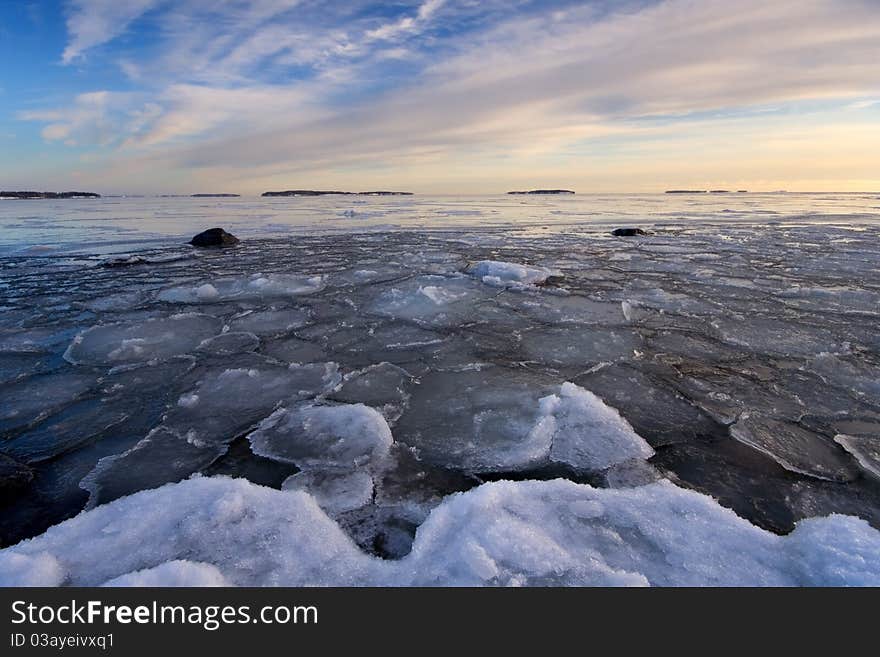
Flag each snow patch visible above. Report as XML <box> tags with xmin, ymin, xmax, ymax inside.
<box><xmin>2</xmin><ymin>477</ymin><xmax>879</xmax><ymax>587</ymax></box>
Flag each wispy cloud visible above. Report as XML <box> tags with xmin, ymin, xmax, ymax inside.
<box><xmin>365</xmin><ymin>0</ymin><xmax>445</xmax><ymax>41</ymax></box>
<box><xmin>62</xmin><ymin>0</ymin><xmax>161</xmax><ymax>64</ymax></box>
<box><xmin>14</xmin><ymin>0</ymin><xmax>880</xmax><ymax>192</ymax></box>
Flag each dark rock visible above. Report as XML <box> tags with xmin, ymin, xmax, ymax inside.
<box><xmin>665</xmin><ymin>190</ymin><xmax>706</xmax><ymax>194</ymax></box>
<box><xmin>611</xmin><ymin>228</ymin><xmax>649</xmax><ymax>237</ymax></box>
<box><xmin>189</xmin><ymin>227</ymin><xmax>240</xmax><ymax>247</ymax></box>
<box><xmin>0</xmin><ymin>453</ymin><xmax>34</xmax><ymax>496</ymax></box>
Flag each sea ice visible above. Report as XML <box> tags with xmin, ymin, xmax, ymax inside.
<box><xmin>249</xmin><ymin>402</ymin><xmax>393</xmax><ymax>471</ymax></box>
<box><xmin>519</xmin><ymin>326</ymin><xmax>642</xmax><ymax>367</ymax></box>
<box><xmin>730</xmin><ymin>415</ymin><xmax>860</xmax><ymax>482</ymax></box>
<box><xmin>329</xmin><ymin>362</ymin><xmax>414</xmax><ymax>420</ymax></box>
<box><xmin>261</xmin><ymin>336</ymin><xmax>328</xmax><ymax>364</ymax></box>
<box><xmin>64</xmin><ymin>314</ymin><xmax>222</xmax><ymax>365</ymax></box>
<box><xmin>513</xmin><ymin>295</ymin><xmax>625</xmax><ymax>325</ymax></box>
<box><xmin>0</xmin><ymin>327</ymin><xmax>79</xmax><ymax>354</ymax></box>
<box><xmin>574</xmin><ymin>363</ymin><xmax>722</xmax><ymax>445</ymax></box>
<box><xmin>804</xmin><ymin>353</ymin><xmax>880</xmax><ymax>403</ymax></box>
<box><xmin>543</xmin><ymin>382</ymin><xmax>655</xmax><ymax>472</ymax></box>
<box><xmin>368</xmin><ymin>275</ymin><xmax>486</xmax><ymax>327</ymax></box>
<box><xmin>711</xmin><ymin>317</ymin><xmax>847</xmax><ymax>358</ymax></box>
<box><xmin>196</xmin><ymin>331</ymin><xmax>260</xmax><ymax>355</ymax></box>
<box><xmin>834</xmin><ymin>435</ymin><xmax>880</xmax><ymax>481</ymax></box>
<box><xmin>0</xmin><ymin>372</ymin><xmax>95</xmax><ymax>432</ymax></box>
<box><xmin>393</xmin><ymin>367</ymin><xmax>556</xmax><ymax>472</ymax></box>
<box><xmin>2</xmin><ymin>399</ymin><xmax>128</xmax><ymax>464</ymax></box>
<box><xmin>79</xmin><ymin>361</ymin><xmax>341</xmax><ymax>505</ymax></box>
<box><xmin>282</xmin><ymin>470</ymin><xmax>374</xmax><ymax>515</ymax></box>
<box><xmin>227</xmin><ymin>308</ymin><xmax>310</xmax><ymax>336</ymax></box>
<box><xmin>465</xmin><ymin>260</ymin><xmax>561</xmax><ymax>288</ymax></box>
<box><xmin>162</xmin><ymin>362</ymin><xmax>341</xmax><ymax>446</ymax></box>
<box><xmin>158</xmin><ymin>273</ymin><xmax>325</xmax><ymax>303</ymax></box>
<box><xmin>395</xmin><ymin>369</ymin><xmax>652</xmax><ymax>474</ymax></box>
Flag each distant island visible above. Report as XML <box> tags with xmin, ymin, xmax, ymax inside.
<box><xmin>507</xmin><ymin>189</ymin><xmax>575</xmax><ymax>195</ymax></box>
<box><xmin>0</xmin><ymin>191</ymin><xmax>101</xmax><ymax>199</ymax></box>
<box><xmin>191</xmin><ymin>193</ymin><xmax>240</xmax><ymax>197</ymax></box>
<box><xmin>262</xmin><ymin>190</ymin><xmax>414</xmax><ymax>197</ymax></box>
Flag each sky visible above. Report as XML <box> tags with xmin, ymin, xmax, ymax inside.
<box><xmin>0</xmin><ymin>0</ymin><xmax>879</xmax><ymax>194</ymax></box>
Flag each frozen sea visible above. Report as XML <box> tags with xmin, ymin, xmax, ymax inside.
<box><xmin>1</xmin><ymin>192</ymin><xmax>880</xmax><ymax>586</ymax></box>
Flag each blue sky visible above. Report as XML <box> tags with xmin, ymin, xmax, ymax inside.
<box><xmin>1</xmin><ymin>0</ymin><xmax>879</xmax><ymax>193</ymax></box>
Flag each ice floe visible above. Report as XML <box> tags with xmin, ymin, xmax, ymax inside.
<box><xmin>395</xmin><ymin>370</ymin><xmax>654</xmax><ymax>474</ymax></box>
<box><xmin>465</xmin><ymin>260</ymin><xmax>561</xmax><ymax>288</ymax></box>
<box><xmin>543</xmin><ymin>382</ymin><xmax>655</xmax><ymax>472</ymax></box>
<box><xmin>249</xmin><ymin>402</ymin><xmax>393</xmax><ymax>471</ymax></box>
<box><xmin>64</xmin><ymin>314</ymin><xmax>221</xmax><ymax>365</ymax></box>
<box><xmin>834</xmin><ymin>434</ymin><xmax>880</xmax><ymax>481</ymax></box>
<box><xmin>158</xmin><ymin>274</ymin><xmax>325</xmax><ymax>303</ymax></box>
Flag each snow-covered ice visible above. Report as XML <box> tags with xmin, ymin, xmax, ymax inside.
<box><xmin>544</xmin><ymin>382</ymin><xmax>655</xmax><ymax>472</ymax></box>
<box><xmin>465</xmin><ymin>260</ymin><xmax>561</xmax><ymax>288</ymax></box>
<box><xmin>1</xmin><ymin>476</ymin><xmax>879</xmax><ymax>587</ymax></box>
